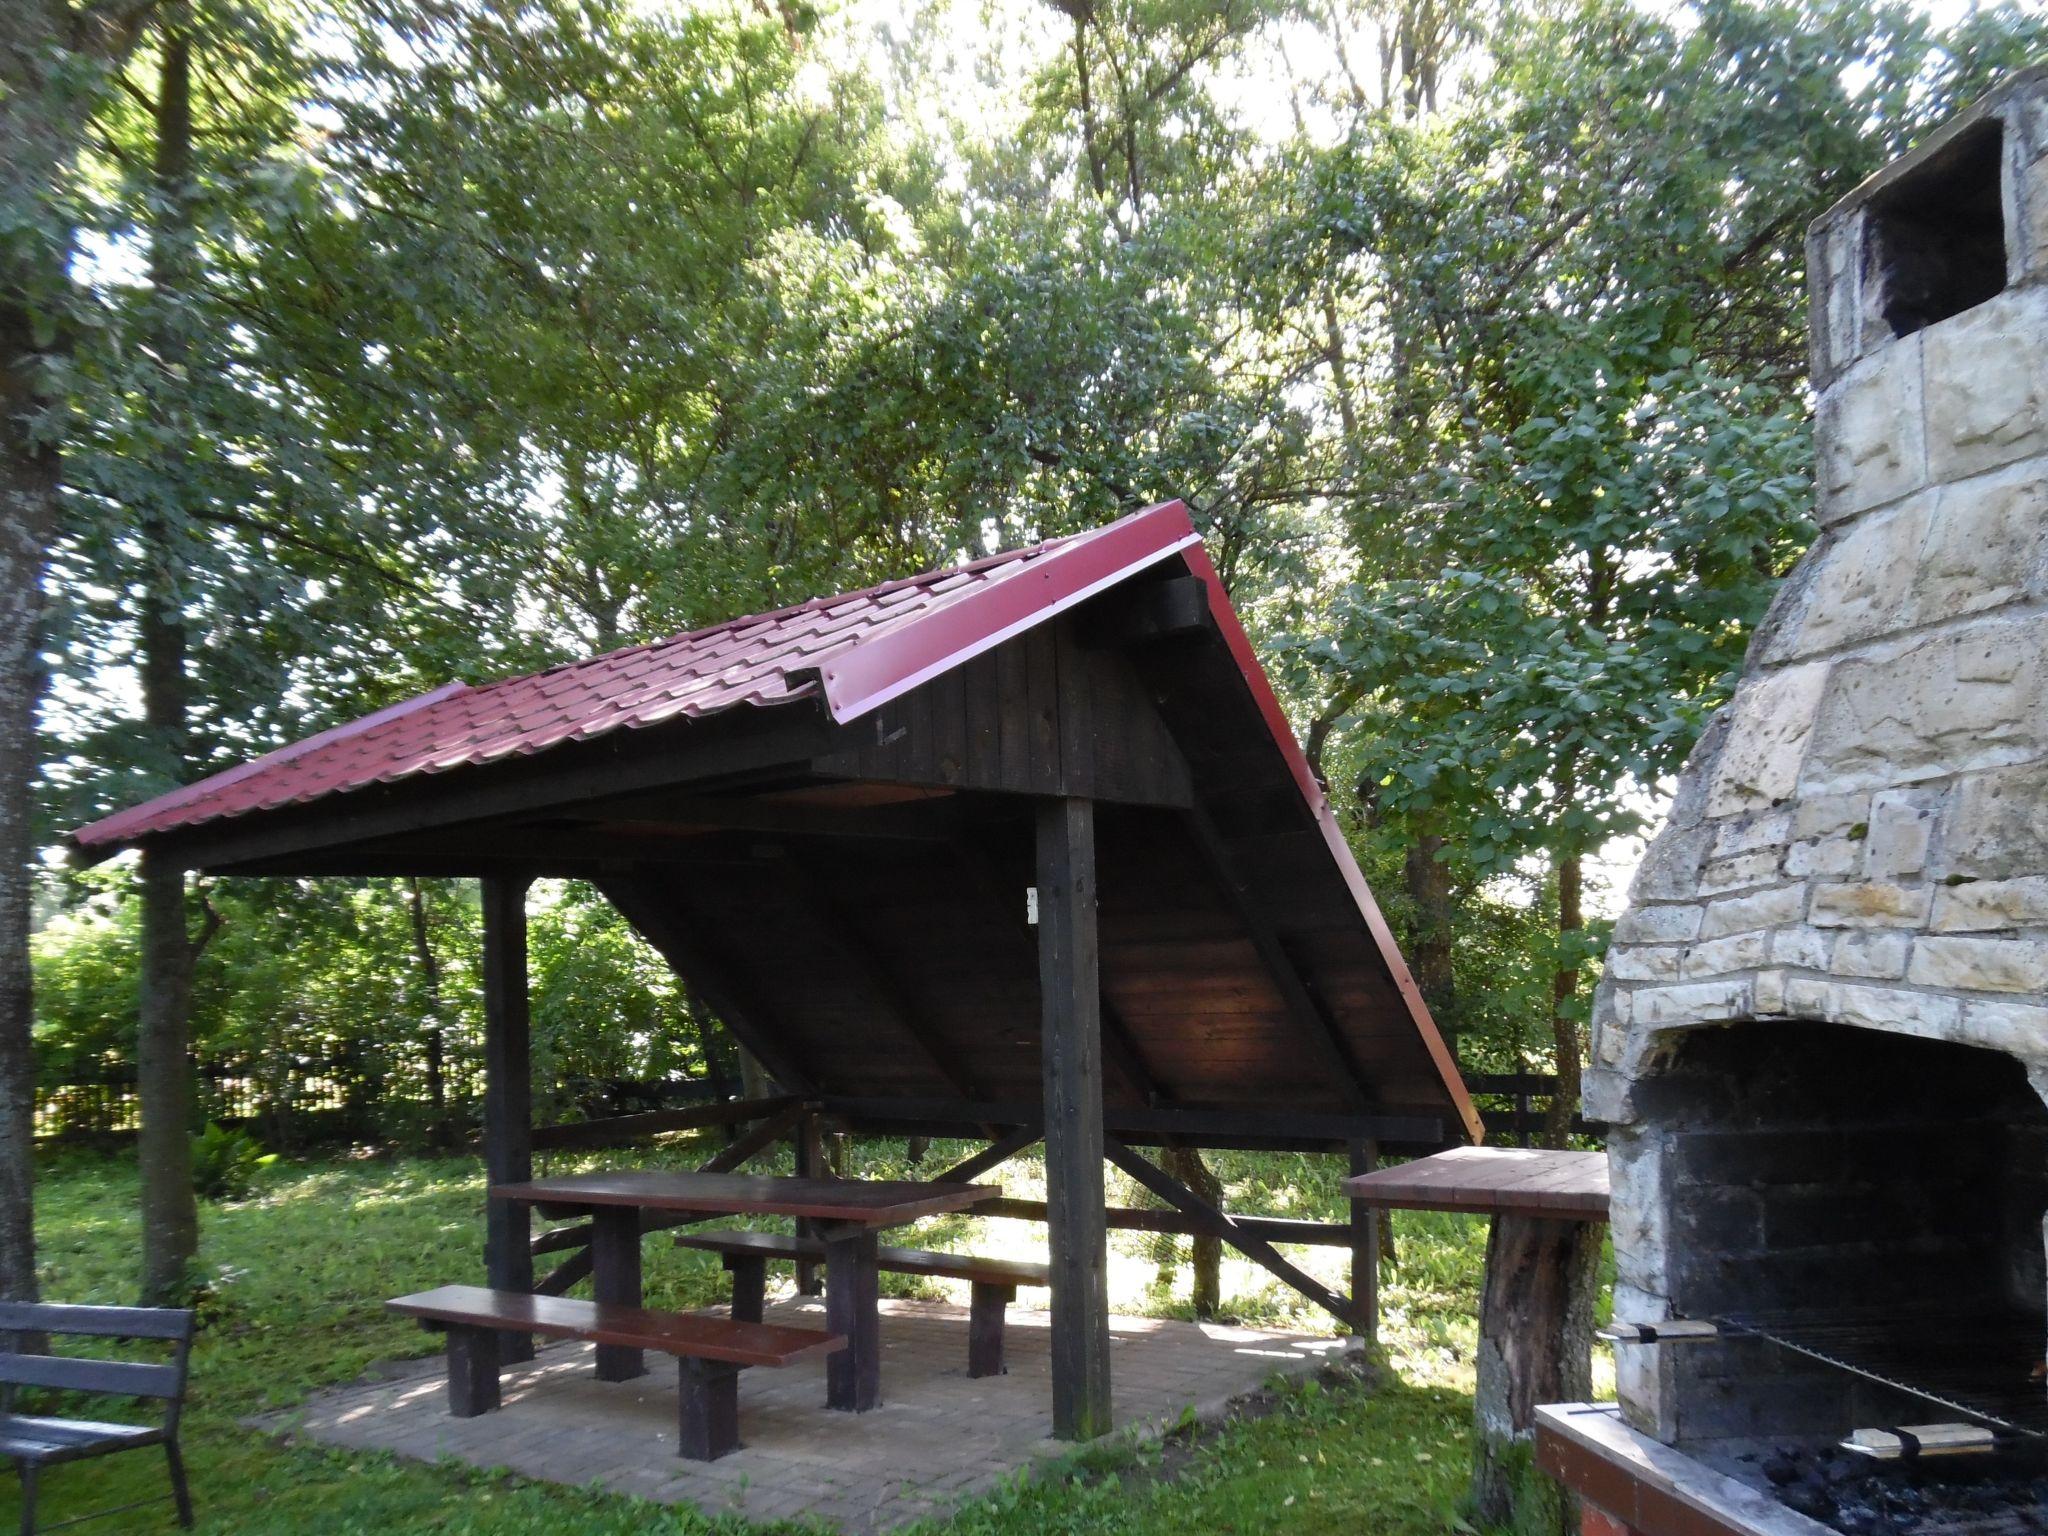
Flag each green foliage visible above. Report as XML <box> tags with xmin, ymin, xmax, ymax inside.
<box><xmin>30</xmin><ymin>874</ymin><xmax>716</xmax><ymax>1145</ymax></box>
<box><xmin>188</xmin><ymin>1122</ymin><xmax>276</xmax><ymax>1202</ymax></box>
<box><xmin>1276</xmin><ymin>0</ymin><xmax>2048</xmax><ymax>1088</ymax></box>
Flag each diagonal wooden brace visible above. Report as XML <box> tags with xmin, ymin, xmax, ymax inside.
<box><xmin>1103</xmin><ymin>1137</ymin><xmax>1354</xmax><ymax>1325</ymax></box>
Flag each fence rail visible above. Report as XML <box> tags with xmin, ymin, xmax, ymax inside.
<box><xmin>37</xmin><ymin>1056</ymin><xmax>1598</xmax><ymax>1148</ymax></box>
<box><xmin>1462</xmin><ymin>1072</ymin><xmax>1600</xmax><ymax>1145</ymax></box>
<box><xmin>34</xmin><ymin>1049</ymin><xmax>715</xmax><ymax>1147</ymax></box>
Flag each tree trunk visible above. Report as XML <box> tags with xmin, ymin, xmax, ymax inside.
<box><xmin>407</xmin><ymin>878</ymin><xmax>448</xmax><ymax>1147</ymax></box>
<box><xmin>1545</xmin><ymin>848</ymin><xmax>1583</xmax><ymax>1149</ymax></box>
<box><xmin>2</xmin><ymin>0</ymin><xmax>182</xmax><ymax>1309</ymax></box>
<box><xmin>1469</xmin><ymin>1214</ymin><xmax>1600</xmax><ymax>1534</ymax></box>
<box><xmin>1163</xmin><ymin>1144</ymin><xmax>1222</xmax><ymax>1318</ymax></box>
<box><xmin>1403</xmin><ymin>831</ymin><xmax>1456</xmax><ymax>1024</ymax></box>
<box><xmin>137</xmin><ymin>850</ymin><xmax>199</xmax><ymax>1303</ymax></box>
<box><xmin>0</xmin><ymin>0</ymin><xmax>92</xmax><ymax>1312</ymax></box>
<box><xmin>0</xmin><ymin>291</ymin><xmax>53</xmax><ymax>1304</ymax></box>
<box><xmin>136</xmin><ymin>22</ymin><xmax>200</xmax><ymax>1306</ymax></box>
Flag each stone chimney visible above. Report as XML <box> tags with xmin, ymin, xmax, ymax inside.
<box><xmin>1587</xmin><ymin>65</ymin><xmax>2048</xmax><ymax>1446</ymax></box>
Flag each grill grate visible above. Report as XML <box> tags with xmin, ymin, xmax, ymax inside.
<box><xmin>1718</xmin><ymin>1308</ymin><xmax>2048</xmax><ymax>1440</ymax></box>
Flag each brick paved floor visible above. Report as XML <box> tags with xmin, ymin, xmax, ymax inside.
<box><xmin>263</xmin><ymin>1298</ymin><xmax>1353</xmax><ymax>1532</ymax></box>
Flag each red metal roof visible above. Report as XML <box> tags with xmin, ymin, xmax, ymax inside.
<box><xmin>75</xmin><ymin>502</ymin><xmax>1202</xmax><ymax>853</ymax></box>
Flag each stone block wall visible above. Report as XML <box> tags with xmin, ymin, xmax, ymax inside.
<box><xmin>1588</xmin><ymin>65</ymin><xmax>2048</xmax><ymax>1444</ymax></box>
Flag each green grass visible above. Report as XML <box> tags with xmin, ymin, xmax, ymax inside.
<box><xmin>0</xmin><ymin>1139</ymin><xmax>1559</xmax><ymax>1534</ymax></box>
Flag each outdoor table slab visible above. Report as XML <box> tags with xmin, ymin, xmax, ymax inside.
<box><xmin>1345</xmin><ymin>1146</ymin><xmax>1608</xmax><ymax>1535</ymax></box>
<box><xmin>490</xmin><ymin>1173</ymin><xmax>996</xmax><ymax>1409</ymax></box>
<box><xmin>1341</xmin><ymin>1145</ymin><xmax>1609</xmax><ymax>1223</ymax></box>
<box><xmin>491</xmin><ymin>1171</ymin><xmax>993</xmax><ymax>1225</ymax></box>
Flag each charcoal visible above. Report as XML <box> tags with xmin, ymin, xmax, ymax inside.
<box><xmin>1758</xmin><ymin>1440</ymin><xmax>2048</xmax><ymax>1536</ymax></box>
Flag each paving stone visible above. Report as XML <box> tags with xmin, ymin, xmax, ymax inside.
<box><xmin>258</xmin><ymin>1297</ymin><xmax>1342</xmax><ymax>1536</ymax></box>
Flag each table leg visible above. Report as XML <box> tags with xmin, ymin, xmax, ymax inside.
<box><xmin>1471</xmin><ymin>1214</ymin><xmax>1600</xmax><ymax>1536</ymax></box>
<box><xmin>824</xmin><ymin>1228</ymin><xmax>880</xmax><ymax>1411</ymax></box>
<box><xmin>590</xmin><ymin>1206</ymin><xmax>647</xmax><ymax>1382</ymax></box>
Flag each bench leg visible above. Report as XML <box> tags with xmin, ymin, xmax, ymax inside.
<box><xmin>824</xmin><ymin>1229</ymin><xmax>880</xmax><ymax>1412</ymax></box>
<box><xmin>446</xmin><ymin>1324</ymin><xmax>502</xmax><ymax>1417</ymax></box>
<box><xmin>676</xmin><ymin>1358</ymin><xmax>743</xmax><ymax>1460</ymax></box>
<box><xmin>727</xmin><ymin>1254</ymin><xmax>767</xmax><ymax>1325</ymax></box>
<box><xmin>591</xmin><ymin>1206</ymin><xmax>648</xmax><ymax>1383</ymax></box>
<box><xmin>18</xmin><ymin>1461</ymin><xmax>35</xmax><ymax>1536</ymax></box>
<box><xmin>968</xmin><ymin>1282</ymin><xmax>1014</xmax><ymax>1378</ymax></box>
<box><xmin>166</xmin><ymin>1437</ymin><xmax>194</xmax><ymax>1528</ymax></box>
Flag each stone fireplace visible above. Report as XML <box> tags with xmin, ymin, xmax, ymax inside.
<box><xmin>1553</xmin><ymin>62</ymin><xmax>2048</xmax><ymax>1535</ymax></box>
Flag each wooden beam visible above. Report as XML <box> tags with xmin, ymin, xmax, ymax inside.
<box><xmin>821</xmin><ymin>1096</ymin><xmax>1446</xmax><ymax>1147</ymax></box>
<box><xmin>931</xmin><ymin>1125</ymin><xmax>1042</xmax><ymax>1185</ymax></box>
<box><xmin>567</xmin><ymin>793</ymin><xmax>957</xmax><ymax>842</ymax></box>
<box><xmin>785</xmin><ymin>872</ymin><xmax>979</xmax><ymax>1098</ymax></box>
<box><xmin>352</xmin><ymin>830</ymin><xmax>786</xmax><ymax>874</ymax></box>
<box><xmin>1184</xmin><ymin>809</ymin><xmax>1377</xmax><ymax>1112</ymax></box>
<box><xmin>481</xmin><ymin>874</ymin><xmax>535</xmax><ymax>1362</ymax></box>
<box><xmin>979</xmin><ymin>1197</ymin><xmax>1354</xmax><ymax>1248</ymax></box>
<box><xmin>535</xmin><ymin>1246</ymin><xmax>592</xmax><ymax>1297</ymax></box>
<box><xmin>1103</xmin><ymin>1136</ymin><xmax>1354</xmax><ymax>1326</ymax></box>
<box><xmin>530</xmin><ymin>1096</ymin><xmax>797</xmax><ymax>1153</ymax></box>
<box><xmin>695</xmin><ymin>1101</ymin><xmax>810</xmax><ymax>1174</ymax></box>
<box><xmin>1037</xmin><ymin>798</ymin><xmax>1111</xmax><ymax>1441</ymax></box>
<box><xmin>596</xmin><ymin>874</ymin><xmax>816</xmax><ymax>1094</ymax></box>
<box><xmin>1077</xmin><ymin>575</ymin><xmax>1212</xmax><ymax>648</ymax></box>
<box><xmin>142</xmin><ymin>706</ymin><xmax>832</xmax><ymax>874</ymax></box>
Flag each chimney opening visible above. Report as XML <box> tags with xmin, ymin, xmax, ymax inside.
<box><xmin>1865</xmin><ymin>119</ymin><xmax>2007</xmax><ymax>338</ymax></box>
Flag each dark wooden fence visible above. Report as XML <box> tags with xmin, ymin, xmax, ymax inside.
<box><xmin>38</xmin><ymin>1052</ymin><xmax>1596</xmax><ymax>1149</ymax></box>
<box><xmin>34</xmin><ymin>1048</ymin><xmax>717</xmax><ymax>1147</ymax></box>
<box><xmin>1463</xmin><ymin>1072</ymin><xmax>1601</xmax><ymax>1145</ymax></box>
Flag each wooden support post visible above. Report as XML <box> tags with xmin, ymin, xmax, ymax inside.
<box><xmin>794</xmin><ymin>1110</ymin><xmax>824</xmax><ymax>1296</ymax></box>
<box><xmin>590</xmin><ymin>1206</ymin><xmax>645</xmax><ymax>1381</ymax></box>
<box><xmin>727</xmin><ymin>1255</ymin><xmax>767</xmax><ymax>1324</ymax></box>
<box><xmin>824</xmin><ymin>1229</ymin><xmax>880</xmax><ymax>1412</ymax></box>
<box><xmin>1037</xmin><ymin>798</ymin><xmax>1111</xmax><ymax>1441</ymax></box>
<box><xmin>1471</xmin><ymin>1214</ymin><xmax>1602</xmax><ymax>1535</ymax></box>
<box><xmin>1349</xmin><ymin>1139</ymin><xmax>1379</xmax><ymax>1342</ymax></box>
<box><xmin>481</xmin><ymin>874</ymin><xmax>535</xmax><ymax>1363</ymax></box>
<box><xmin>968</xmin><ymin>1282</ymin><xmax>1014</xmax><ymax>1378</ymax></box>
<box><xmin>444</xmin><ymin>1325</ymin><xmax>501</xmax><ymax>1417</ymax></box>
<box><xmin>677</xmin><ymin>1358</ymin><xmax>742</xmax><ymax>1460</ymax></box>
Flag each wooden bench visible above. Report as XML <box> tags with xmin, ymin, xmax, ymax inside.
<box><xmin>674</xmin><ymin>1230</ymin><xmax>1048</xmax><ymax>1379</ymax></box>
<box><xmin>387</xmin><ymin>1285</ymin><xmax>844</xmax><ymax>1459</ymax></box>
<box><xmin>0</xmin><ymin>1301</ymin><xmax>196</xmax><ymax>1535</ymax></box>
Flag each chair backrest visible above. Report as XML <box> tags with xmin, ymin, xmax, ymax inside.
<box><xmin>0</xmin><ymin>1302</ymin><xmax>195</xmax><ymax>1423</ymax></box>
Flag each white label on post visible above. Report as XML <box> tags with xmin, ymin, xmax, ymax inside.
<box><xmin>1026</xmin><ymin>886</ymin><xmax>1039</xmax><ymax>925</ymax></box>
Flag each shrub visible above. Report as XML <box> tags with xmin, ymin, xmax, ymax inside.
<box><xmin>190</xmin><ymin>1123</ymin><xmax>277</xmax><ymax>1202</ymax></box>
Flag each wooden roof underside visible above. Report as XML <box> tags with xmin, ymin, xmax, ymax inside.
<box><xmin>111</xmin><ymin>564</ymin><xmax>1481</xmax><ymax>1149</ymax></box>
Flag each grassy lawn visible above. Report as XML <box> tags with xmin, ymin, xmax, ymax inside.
<box><xmin>0</xmin><ymin>1138</ymin><xmax>1585</xmax><ymax>1534</ymax></box>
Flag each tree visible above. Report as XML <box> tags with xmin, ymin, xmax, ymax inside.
<box><xmin>0</xmin><ymin>0</ymin><xmax>174</xmax><ymax>1305</ymax></box>
<box><xmin>1289</xmin><ymin>0</ymin><xmax>2048</xmax><ymax>1145</ymax></box>
<box><xmin>46</xmin><ymin>0</ymin><xmax>486</xmax><ymax>1299</ymax></box>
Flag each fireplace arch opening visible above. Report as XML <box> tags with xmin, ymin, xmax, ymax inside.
<box><xmin>1618</xmin><ymin>1020</ymin><xmax>2048</xmax><ymax>1449</ymax></box>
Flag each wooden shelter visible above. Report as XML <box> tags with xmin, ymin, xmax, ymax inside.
<box><xmin>76</xmin><ymin>499</ymin><xmax>1480</xmax><ymax>1438</ymax></box>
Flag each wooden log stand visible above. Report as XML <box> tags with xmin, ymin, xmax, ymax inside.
<box><xmin>1345</xmin><ymin>1146</ymin><xmax>1610</xmax><ymax>1536</ymax></box>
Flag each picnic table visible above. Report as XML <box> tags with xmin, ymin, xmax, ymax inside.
<box><xmin>1345</xmin><ymin>1146</ymin><xmax>1609</xmax><ymax>1534</ymax></box>
<box><xmin>490</xmin><ymin>1171</ymin><xmax>995</xmax><ymax>1411</ymax></box>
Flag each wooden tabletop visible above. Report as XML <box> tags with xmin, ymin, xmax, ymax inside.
<box><xmin>489</xmin><ymin>1171</ymin><xmax>997</xmax><ymax>1226</ymax></box>
<box><xmin>1342</xmin><ymin>1146</ymin><xmax>1609</xmax><ymax>1222</ymax></box>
